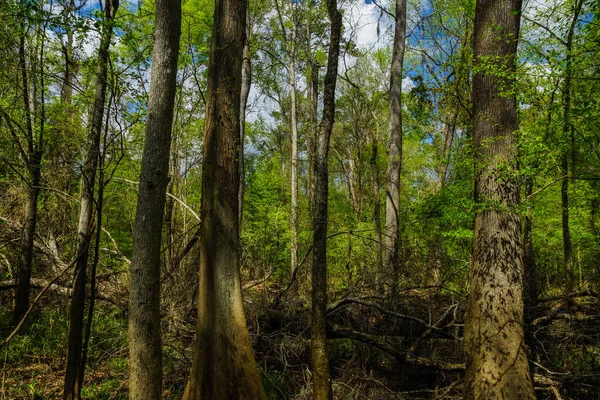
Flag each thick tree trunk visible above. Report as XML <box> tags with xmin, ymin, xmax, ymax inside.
<box><xmin>63</xmin><ymin>1</ymin><xmax>118</xmax><ymax>398</ymax></box>
<box><xmin>311</xmin><ymin>1</ymin><xmax>341</xmax><ymax>398</ymax></box>
<box><xmin>463</xmin><ymin>0</ymin><xmax>535</xmax><ymax>398</ymax></box>
<box><xmin>182</xmin><ymin>0</ymin><xmax>265</xmax><ymax>398</ymax></box>
<box><xmin>385</xmin><ymin>0</ymin><xmax>406</xmax><ymax>300</ymax></box>
<box><xmin>127</xmin><ymin>0</ymin><xmax>181</xmax><ymax>398</ymax></box>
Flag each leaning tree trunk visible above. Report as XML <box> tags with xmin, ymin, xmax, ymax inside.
<box><xmin>463</xmin><ymin>0</ymin><xmax>535</xmax><ymax>398</ymax></box>
<box><xmin>311</xmin><ymin>1</ymin><xmax>341</xmax><ymax>398</ymax></box>
<box><xmin>384</xmin><ymin>0</ymin><xmax>406</xmax><ymax>300</ymax></box>
<box><xmin>127</xmin><ymin>0</ymin><xmax>181</xmax><ymax>398</ymax></box>
<box><xmin>182</xmin><ymin>0</ymin><xmax>265</xmax><ymax>398</ymax></box>
<box><xmin>63</xmin><ymin>1</ymin><xmax>118</xmax><ymax>398</ymax></box>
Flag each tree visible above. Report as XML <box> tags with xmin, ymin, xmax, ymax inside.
<box><xmin>463</xmin><ymin>0</ymin><xmax>535</xmax><ymax>398</ymax></box>
<box><xmin>63</xmin><ymin>0</ymin><xmax>119</xmax><ymax>398</ymax></box>
<box><xmin>127</xmin><ymin>0</ymin><xmax>181</xmax><ymax>397</ymax></box>
<box><xmin>311</xmin><ymin>0</ymin><xmax>341</xmax><ymax>398</ymax></box>
<box><xmin>560</xmin><ymin>0</ymin><xmax>584</xmax><ymax>298</ymax></box>
<box><xmin>182</xmin><ymin>0</ymin><xmax>266</xmax><ymax>397</ymax></box>
<box><xmin>385</xmin><ymin>0</ymin><xmax>406</xmax><ymax>298</ymax></box>
<box><xmin>10</xmin><ymin>0</ymin><xmax>46</xmax><ymax>327</ymax></box>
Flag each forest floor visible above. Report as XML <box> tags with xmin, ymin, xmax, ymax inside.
<box><xmin>1</xmin><ymin>285</ymin><xmax>599</xmax><ymax>399</ymax></box>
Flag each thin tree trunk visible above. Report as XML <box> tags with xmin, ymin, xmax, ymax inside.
<box><xmin>289</xmin><ymin>4</ymin><xmax>299</xmax><ymax>293</ymax></box>
<box><xmin>385</xmin><ymin>0</ymin><xmax>406</xmax><ymax>300</ymax></box>
<box><xmin>63</xmin><ymin>1</ymin><xmax>118</xmax><ymax>398</ymax></box>
<box><xmin>463</xmin><ymin>0</ymin><xmax>535</xmax><ymax>398</ymax></box>
<box><xmin>239</xmin><ymin>7</ymin><xmax>251</xmax><ymax>236</ymax></box>
<box><xmin>127</xmin><ymin>0</ymin><xmax>181</xmax><ymax>397</ymax></box>
<box><xmin>311</xmin><ymin>1</ymin><xmax>341</xmax><ymax>398</ymax></box>
<box><xmin>561</xmin><ymin>0</ymin><xmax>583</xmax><ymax>299</ymax></box>
<box><xmin>370</xmin><ymin>131</ymin><xmax>383</xmax><ymax>287</ymax></box>
<box><xmin>13</xmin><ymin>13</ymin><xmax>42</xmax><ymax>327</ymax></box>
<box><xmin>308</xmin><ymin>60</ymin><xmax>319</xmax><ymax>214</ymax></box>
<box><xmin>182</xmin><ymin>0</ymin><xmax>265</xmax><ymax>398</ymax></box>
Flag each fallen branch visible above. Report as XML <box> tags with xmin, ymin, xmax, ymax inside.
<box><xmin>0</xmin><ymin>278</ymin><xmax>120</xmax><ymax>304</ymax></box>
<box><xmin>329</xmin><ymin>323</ymin><xmax>464</xmax><ymax>371</ymax></box>
<box><xmin>1</xmin><ymin>259</ymin><xmax>75</xmax><ymax>348</ymax></box>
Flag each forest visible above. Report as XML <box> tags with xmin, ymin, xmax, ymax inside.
<box><xmin>0</xmin><ymin>0</ymin><xmax>599</xmax><ymax>398</ymax></box>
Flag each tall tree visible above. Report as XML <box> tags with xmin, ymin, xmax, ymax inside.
<box><xmin>11</xmin><ymin>4</ymin><xmax>43</xmax><ymax>326</ymax></box>
<box><xmin>239</xmin><ymin>6</ymin><xmax>251</xmax><ymax>233</ymax></box>
<box><xmin>127</xmin><ymin>0</ymin><xmax>181</xmax><ymax>397</ymax></box>
<box><xmin>560</xmin><ymin>0</ymin><xmax>584</xmax><ymax>298</ymax></box>
<box><xmin>385</xmin><ymin>0</ymin><xmax>406</xmax><ymax>298</ymax></box>
<box><xmin>182</xmin><ymin>0</ymin><xmax>266</xmax><ymax>397</ymax></box>
<box><xmin>311</xmin><ymin>0</ymin><xmax>341</xmax><ymax>398</ymax></box>
<box><xmin>288</xmin><ymin>2</ymin><xmax>299</xmax><ymax>294</ymax></box>
<box><xmin>463</xmin><ymin>0</ymin><xmax>535</xmax><ymax>398</ymax></box>
<box><xmin>63</xmin><ymin>0</ymin><xmax>119</xmax><ymax>398</ymax></box>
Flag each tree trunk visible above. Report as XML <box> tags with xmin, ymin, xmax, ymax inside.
<box><xmin>523</xmin><ymin>176</ymin><xmax>537</xmax><ymax>307</ymax></box>
<box><xmin>127</xmin><ymin>0</ymin><xmax>181</xmax><ymax>397</ymax></box>
<box><xmin>182</xmin><ymin>0</ymin><xmax>265</xmax><ymax>398</ymax></box>
<box><xmin>307</xmin><ymin>60</ymin><xmax>319</xmax><ymax>214</ymax></box>
<box><xmin>311</xmin><ymin>1</ymin><xmax>341</xmax><ymax>398</ymax></box>
<box><xmin>12</xmin><ymin>14</ymin><xmax>42</xmax><ymax>327</ymax></box>
<box><xmin>369</xmin><ymin>131</ymin><xmax>383</xmax><ymax>287</ymax></box>
<box><xmin>239</xmin><ymin>6</ymin><xmax>251</xmax><ymax>235</ymax></box>
<box><xmin>289</xmin><ymin>4</ymin><xmax>299</xmax><ymax>291</ymax></box>
<box><xmin>63</xmin><ymin>1</ymin><xmax>118</xmax><ymax>398</ymax></box>
<box><xmin>385</xmin><ymin>0</ymin><xmax>406</xmax><ymax>300</ymax></box>
<box><xmin>561</xmin><ymin>0</ymin><xmax>583</xmax><ymax>299</ymax></box>
<box><xmin>463</xmin><ymin>0</ymin><xmax>535</xmax><ymax>398</ymax></box>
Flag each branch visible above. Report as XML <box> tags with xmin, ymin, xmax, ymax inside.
<box><xmin>113</xmin><ymin>177</ymin><xmax>200</xmax><ymax>221</ymax></box>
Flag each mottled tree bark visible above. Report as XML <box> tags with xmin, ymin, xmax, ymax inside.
<box><xmin>463</xmin><ymin>0</ymin><xmax>535</xmax><ymax>398</ymax></box>
<box><xmin>127</xmin><ymin>0</ymin><xmax>181</xmax><ymax>398</ymax></box>
<box><xmin>289</xmin><ymin>4</ymin><xmax>299</xmax><ymax>291</ymax></box>
<box><xmin>385</xmin><ymin>0</ymin><xmax>406</xmax><ymax>300</ymax></box>
<box><xmin>523</xmin><ymin>176</ymin><xmax>537</xmax><ymax>307</ymax></box>
<box><xmin>182</xmin><ymin>0</ymin><xmax>265</xmax><ymax>398</ymax></box>
<box><xmin>307</xmin><ymin>60</ymin><xmax>319</xmax><ymax>214</ymax></box>
<box><xmin>63</xmin><ymin>1</ymin><xmax>118</xmax><ymax>398</ymax></box>
<box><xmin>311</xmin><ymin>1</ymin><xmax>341</xmax><ymax>398</ymax></box>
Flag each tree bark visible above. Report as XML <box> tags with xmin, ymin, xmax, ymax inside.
<box><xmin>289</xmin><ymin>3</ymin><xmax>299</xmax><ymax>294</ymax></box>
<box><xmin>523</xmin><ymin>176</ymin><xmax>537</xmax><ymax>307</ymax></box>
<box><xmin>63</xmin><ymin>1</ymin><xmax>118</xmax><ymax>398</ymax></box>
<box><xmin>239</xmin><ymin>6</ymin><xmax>251</xmax><ymax>235</ymax></box>
<box><xmin>311</xmin><ymin>1</ymin><xmax>341</xmax><ymax>398</ymax></box>
<box><xmin>463</xmin><ymin>0</ymin><xmax>535</xmax><ymax>398</ymax></box>
<box><xmin>561</xmin><ymin>0</ymin><xmax>583</xmax><ymax>299</ymax></box>
<box><xmin>127</xmin><ymin>0</ymin><xmax>181</xmax><ymax>397</ymax></box>
<box><xmin>370</xmin><ymin>131</ymin><xmax>384</xmax><ymax>288</ymax></box>
<box><xmin>385</xmin><ymin>0</ymin><xmax>406</xmax><ymax>300</ymax></box>
<box><xmin>12</xmin><ymin>13</ymin><xmax>42</xmax><ymax>327</ymax></box>
<box><xmin>182</xmin><ymin>0</ymin><xmax>265</xmax><ymax>398</ymax></box>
